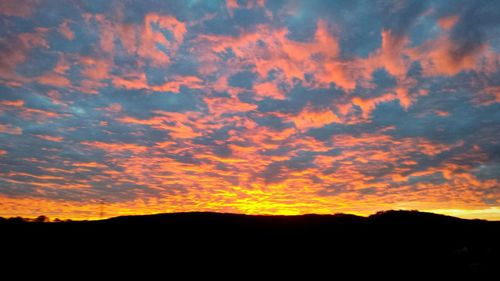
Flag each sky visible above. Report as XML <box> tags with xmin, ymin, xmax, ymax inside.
<box><xmin>0</xmin><ymin>0</ymin><xmax>499</xmax><ymax>220</ymax></box>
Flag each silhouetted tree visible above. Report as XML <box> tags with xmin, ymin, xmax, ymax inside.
<box><xmin>8</xmin><ymin>216</ymin><xmax>26</xmax><ymax>222</ymax></box>
<box><xmin>34</xmin><ymin>215</ymin><xmax>50</xmax><ymax>222</ymax></box>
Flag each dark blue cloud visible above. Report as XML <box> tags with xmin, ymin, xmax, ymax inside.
<box><xmin>228</xmin><ymin>71</ymin><xmax>258</xmax><ymax>89</ymax></box>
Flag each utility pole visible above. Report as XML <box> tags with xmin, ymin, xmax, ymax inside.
<box><xmin>99</xmin><ymin>198</ymin><xmax>104</xmax><ymax>219</ymax></box>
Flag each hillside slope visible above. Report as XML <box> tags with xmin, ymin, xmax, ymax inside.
<box><xmin>2</xmin><ymin>210</ymin><xmax>499</xmax><ymax>276</ymax></box>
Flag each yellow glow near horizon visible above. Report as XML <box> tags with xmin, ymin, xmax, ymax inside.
<box><xmin>1</xmin><ymin>195</ymin><xmax>498</xmax><ymax>221</ymax></box>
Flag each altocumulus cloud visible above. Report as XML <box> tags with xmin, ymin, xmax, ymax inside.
<box><xmin>0</xmin><ymin>0</ymin><xmax>499</xmax><ymax>220</ymax></box>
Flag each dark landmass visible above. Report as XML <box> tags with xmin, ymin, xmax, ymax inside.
<box><xmin>2</xmin><ymin>210</ymin><xmax>499</xmax><ymax>276</ymax></box>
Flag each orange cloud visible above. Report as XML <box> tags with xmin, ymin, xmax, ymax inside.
<box><xmin>18</xmin><ymin>107</ymin><xmax>66</xmax><ymax>121</ymax></box>
<box><xmin>35</xmin><ymin>134</ymin><xmax>64</xmax><ymax>142</ymax></box>
<box><xmin>138</xmin><ymin>14</ymin><xmax>186</xmax><ymax>66</ymax></box>
<box><xmin>1</xmin><ymin>3</ymin><xmax>498</xmax><ymax>221</ymax></box>
<box><xmin>379</xmin><ymin>30</ymin><xmax>409</xmax><ymax>77</ymax></box>
<box><xmin>92</xmin><ymin>12</ymin><xmax>186</xmax><ymax>68</ymax></box>
<box><xmin>0</xmin><ymin>100</ymin><xmax>25</xmax><ymax>107</ymax></box>
<box><xmin>352</xmin><ymin>93</ymin><xmax>396</xmax><ymax>118</ymax></box>
<box><xmin>204</xmin><ymin>96</ymin><xmax>257</xmax><ymax>116</ymax></box>
<box><xmin>285</xmin><ymin>105</ymin><xmax>341</xmax><ymax>130</ymax></box>
<box><xmin>434</xmin><ymin>110</ymin><xmax>450</xmax><ymax>117</ymax></box>
<box><xmin>117</xmin><ymin>112</ymin><xmax>205</xmax><ymax>139</ymax></box>
<box><xmin>395</xmin><ymin>86</ymin><xmax>412</xmax><ymax>110</ymax></box>
<box><xmin>0</xmin><ymin>124</ymin><xmax>23</xmax><ymax>135</ymax></box>
<box><xmin>81</xmin><ymin>141</ymin><xmax>149</xmax><ymax>153</ymax></box>
<box><xmin>197</xmin><ymin>22</ymin><xmax>432</xmax><ymax>117</ymax></box>
<box><xmin>197</xmin><ymin>19</ymin><xmax>353</xmax><ymax>92</ymax></box>
<box><xmin>438</xmin><ymin>15</ymin><xmax>459</xmax><ymax>30</ymax></box>
<box><xmin>417</xmin><ymin>139</ymin><xmax>463</xmax><ymax>156</ymax></box>
<box><xmin>409</xmin><ymin>35</ymin><xmax>487</xmax><ymax>76</ymax></box>
<box><xmin>72</xmin><ymin>162</ymin><xmax>109</xmax><ymax>169</ymax></box>
<box><xmin>5</xmin><ymin>172</ymin><xmax>65</xmax><ymax>181</ymax></box>
<box><xmin>153</xmin><ymin>76</ymin><xmax>204</xmax><ymax>93</ymax></box>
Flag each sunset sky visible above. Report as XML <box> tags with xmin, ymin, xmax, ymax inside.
<box><xmin>1</xmin><ymin>0</ymin><xmax>499</xmax><ymax>220</ymax></box>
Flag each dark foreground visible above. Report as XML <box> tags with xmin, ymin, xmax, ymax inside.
<box><xmin>2</xmin><ymin>210</ymin><xmax>499</xmax><ymax>276</ymax></box>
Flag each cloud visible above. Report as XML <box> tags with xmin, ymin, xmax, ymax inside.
<box><xmin>0</xmin><ymin>124</ymin><xmax>23</xmax><ymax>135</ymax></box>
<box><xmin>58</xmin><ymin>20</ymin><xmax>75</xmax><ymax>40</ymax></box>
<box><xmin>0</xmin><ymin>0</ymin><xmax>499</xmax><ymax>219</ymax></box>
<box><xmin>447</xmin><ymin>1</ymin><xmax>500</xmax><ymax>63</ymax></box>
<box><xmin>437</xmin><ymin>15</ymin><xmax>459</xmax><ymax>31</ymax></box>
<box><xmin>285</xmin><ymin>104</ymin><xmax>341</xmax><ymax>130</ymax></box>
<box><xmin>34</xmin><ymin>134</ymin><xmax>64</xmax><ymax>142</ymax></box>
<box><xmin>0</xmin><ymin>0</ymin><xmax>37</xmax><ymax>18</ymax></box>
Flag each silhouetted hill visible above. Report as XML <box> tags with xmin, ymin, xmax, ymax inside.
<box><xmin>1</xmin><ymin>210</ymin><xmax>499</xmax><ymax>276</ymax></box>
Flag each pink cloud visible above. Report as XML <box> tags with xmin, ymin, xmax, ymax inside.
<box><xmin>474</xmin><ymin>86</ymin><xmax>500</xmax><ymax>106</ymax></box>
<box><xmin>58</xmin><ymin>20</ymin><xmax>74</xmax><ymax>40</ymax></box>
<box><xmin>0</xmin><ymin>0</ymin><xmax>37</xmax><ymax>18</ymax></box>
<box><xmin>92</xmin><ymin>12</ymin><xmax>186</xmax><ymax>70</ymax></box>
<box><xmin>79</xmin><ymin>56</ymin><xmax>111</xmax><ymax>81</ymax></box>
<box><xmin>0</xmin><ymin>29</ymin><xmax>48</xmax><ymax>84</ymax></box>
<box><xmin>99</xmin><ymin>103</ymin><xmax>123</xmax><ymax>113</ymax></box>
<box><xmin>153</xmin><ymin>76</ymin><xmax>204</xmax><ymax>93</ymax></box>
<box><xmin>226</xmin><ymin>0</ymin><xmax>265</xmax><ymax>16</ymax></box>
<box><xmin>117</xmin><ymin>112</ymin><xmax>206</xmax><ymax>139</ymax></box>
<box><xmin>112</xmin><ymin>72</ymin><xmax>203</xmax><ymax>93</ymax></box>
<box><xmin>18</xmin><ymin>107</ymin><xmax>66</xmax><ymax>121</ymax></box>
<box><xmin>112</xmin><ymin>73</ymin><xmax>148</xmax><ymax>90</ymax></box>
<box><xmin>36</xmin><ymin>72</ymin><xmax>72</xmax><ymax>88</ymax></box>
<box><xmin>253</xmin><ymin>81</ymin><xmax>285</xmax><ymax>100</ymax></box>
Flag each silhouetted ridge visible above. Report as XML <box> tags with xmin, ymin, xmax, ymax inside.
<box><xmin>1</xmin><ymin>210</ymin><xmax>498</xmax><ymax>276</ymax></box>
<box><xmin>370</xmin><ymin>209</ymin><xmax>464</xmax><ymax>220</ymax></box>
